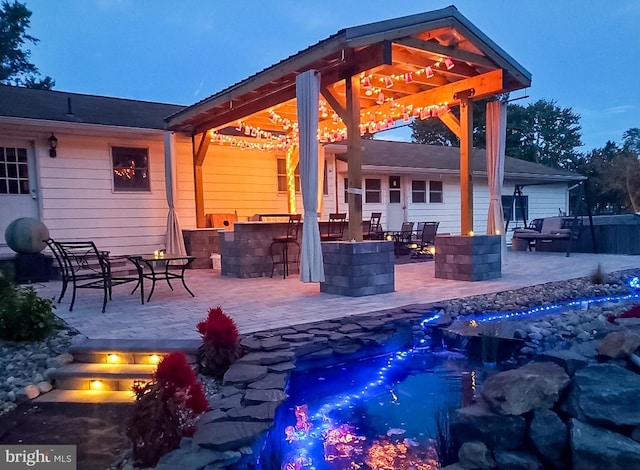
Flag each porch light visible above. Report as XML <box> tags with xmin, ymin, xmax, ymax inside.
<box><xmin>107</xmin><ymin>354</ymin><xmax>120</xmax><ymax>364</ymax></box>
<box><xmin>444</xmin><ymin>57</ymin><xmax>455</xmax><ymax>70</ymax></box>
<box><xmin>149</xmin><ymin>354</ymin><xmax>161</xmax><ymax>364</ymax></box>
<box><xmin>468</xmin><ymin>230</ymin><xmax>475</xmax><ymax>236</ymax></box>
<box><xmin>48</xmin><ymin>133</ymin><xmax>58</xmax><ymax>158</ymax></box>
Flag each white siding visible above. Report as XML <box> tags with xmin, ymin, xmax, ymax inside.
<box><xmin>38</xmin><ymin>132</ymin><xmax>169</xmax><ymax>255</ymax></box>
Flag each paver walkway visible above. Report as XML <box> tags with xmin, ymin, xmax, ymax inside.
<box><xmin>33</xmin><ymin>251</ymin><xmax>640</xmax><ymax>340</ymax></box>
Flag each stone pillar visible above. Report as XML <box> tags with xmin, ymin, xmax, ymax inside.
<box><xmin>434</xmin><ymin>235</ymin><xmax>501</xmax><ymax>281</ymax></box>
<box><xmin>320</xmin><ymin>240</ymin><xmax>394</xmax><ymax>296</ymax></box>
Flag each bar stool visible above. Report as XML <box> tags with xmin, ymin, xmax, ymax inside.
<box><xmin>321</xmin><ymin>212</ymin><xmax>347</xmax><ymax>241</ymax></box>
<box><xmin>270</xmin><ymin>214</ymin><xmax>302</xmax><ymax>278</ymax></box>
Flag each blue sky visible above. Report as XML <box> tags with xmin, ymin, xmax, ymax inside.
<box><xmin>24</xmin><ymin>0</ymin><xmax>640</xmax><ymax>151</ymax></box>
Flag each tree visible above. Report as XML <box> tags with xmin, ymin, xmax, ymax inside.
<box><xmin>411</xmin><ymin>98</ymin><xmax>583</xmax><ymax>170</ymax></box>
<box><xmin>577</xmin><ymin>139</ymin><xmax>640</xmax><ymax>214</ymax></box>
<box><xmin>0</xmin><ymin>0</ymin><xmax>53</xmax><ymax>88</ymax></box>
<box><xmin>623</xmin><ymin>128</ymin><xmax>640</xmax><ymax>155</ymax></box>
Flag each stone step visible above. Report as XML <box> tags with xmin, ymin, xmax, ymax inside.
<box><xmin>69</xmin><ymin>338</ymin><xmax>200</xmax><ymax>364</ymax></box>
<box><xmin>49</xmin><ymin>363</ymin><xmax>156</xmax><ymax>391</ymax></box>
<box><xmin>35</xmin><ymin>389</ymin><xmax>136</xmax><ymax>403</ymax></box>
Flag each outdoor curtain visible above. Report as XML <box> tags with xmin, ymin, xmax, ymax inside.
<box><xmin>296</xmin><ymin>69</ymin><xmax>325</xmax><ymax>282</ymax></box>
<box><xmin>164</xmin><ymin>131</ymin><xmax>187</xmax><ymax>256</ymax></box>
<box><xmin>486</xmin><ymin>100</ymin><xmax>507</xmax><ymax>264</ymax></box>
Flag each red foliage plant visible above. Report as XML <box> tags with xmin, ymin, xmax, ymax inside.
<box><xmin>127</xmin><ymin>351</ymin><xmax>209</xmax><ymax>467</ymax></box>
<box><xmin>197</xmin><ymin>305</ymin><xmax>240</xmax><ymax>347</ymax></box>
<box><xmin>607</xmin><ymin>303</ymin><xmax>640</xmax><ymax>323</ymax></box>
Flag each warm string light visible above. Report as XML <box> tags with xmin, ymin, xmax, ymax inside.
<box><xmin>286</xmin><ymin>145</ymin><xmax>297</xmax><ymax>214</ymax></box>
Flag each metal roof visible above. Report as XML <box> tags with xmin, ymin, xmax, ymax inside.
<box><xmin>166</xmin><ymin>6</ymin><xmax>532</xmax><ymax>135</ymax></box>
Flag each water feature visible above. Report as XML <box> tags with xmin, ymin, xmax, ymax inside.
<box><xmin>260</xmin><ymin>349</ymin><xmax>486</xmax><ymax>469</ymax></box>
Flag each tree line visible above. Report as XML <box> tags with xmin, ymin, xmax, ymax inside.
<box><xmin>2</xmin><ymin>1</ymin><xmax>638</xmax><ymax>214</ymax></box>
<box><xmin>411</xmin><ymin>98</ymin><xmax>640</xmax><ymax>216</ymax></box>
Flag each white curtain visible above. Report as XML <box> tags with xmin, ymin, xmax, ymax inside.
<box><xmin>486</xmin><ymin>100</ymin><xmax>507</xmax><ymax>264</ymax></box>
<box><xmin>297</xmin><ymin>69</ymin><xmax>325</xmax><ymax>282</ymax></box>
<box><xmin>164</xmin><ymin>132</ymin><xmax>187</xmax><ymax>255</ymax></box>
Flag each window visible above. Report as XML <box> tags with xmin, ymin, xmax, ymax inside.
<box><xmin>0</xmin><ymin>146</ymin><xmax>29</xmax><ymax>194</ymax></box>
<box><xmin>276</xmin><ymin>157</ymin><xmax>300</xmax><ymax>192</ymax></box>
<box><xmin>365</xmin><ymin>178</ymin><xmax>381</xmax><ymax>203</ymax></box>
<box><xmin>112</xmin><ymin>147</ymin><xmax>149</xmax><ymax>191</ymax></box>
<box><xmin>344</xmin><ymin>177</ymin><xmax>349</xmax><ymax>203</ymax></box>
<box><xmin>389</xmin><ymin>176</ymin><xmax>401</xmax><ymax>203</ymax></box>
<box><xmin>323</xmin><ymin>163</ymin><xmax>328</xmax><ymax>195</ymax></box>
<box><xmin>412</xmin><ymin>180</ymin><xmax>426</xmax><ymax>203</ymax></box>
<box><xmin>429</xmin><ymin>180</ymin><xmax>443</xmax><ymax>203</ymax></box>
<box><xmin>502</xmin><ymin>195</ymin><xmax>529</xmax><ymax>221</ymax></box>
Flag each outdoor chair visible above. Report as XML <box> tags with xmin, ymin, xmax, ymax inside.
<box><xmin>270</xmin><ymin>214</ymin><xmax>302</xmax><ymax>278</ymax></box>
<box><xmin>49</xmin><ymin>239</ymin><xmax>137</xmax><ymax>313</ymax></box>
<box><xmin>363</xmin><ymin>212</ymin><xmax>383</xmax><ymax>240</ymax></box>
<box><xmin>321</xmin><ymin>213</ymin><xmax>347</xmax><ymax>241</ymax></box>
<box><xmin>410</xmin><ymin>221</ymin><xmax>439</xmax><ymax>258</ymax></box>
<box><xmin>393</xmin><ymin>221</ymin><xmax>415</xmax><ymax>256</ymax></box>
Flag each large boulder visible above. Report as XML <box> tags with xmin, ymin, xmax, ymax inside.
<box><xmin>570</xmin><ymin>419</ymin><xmax>640</xmax><ymax>470</ymax></box>
<box><xmin>480</xmin><ymin>362</ymin><xmax>570</xmax><ymax>415</ymax></box>
<box><xmin>538</xmin><ymin>349</ymin><xmax>589</xmax><ymax>375</ymax></box>
<box><xmin>451</xmin><ymin>401</ymin><xmax>526</xmax><ymax>450</ymax></box>
<box><xmin>596</xmin><ymin>331</ymin><xmax>640</xmax><ymax>359</ymax></box>
<box><xmin>562</xmin><ymin>363</ymin><xmax>640</xmax><ymax>427</ymax></box>
<box><xmin>528</xmin><ymin>408</ymin><xmax>567</xmax><ymax>465</ymax></box>
<box><xmin>458</xmin><ymin>440</ymin><xmax>495</xmax><ymax>469</ymax></box>
<box><xmin>493</xmin><ymin>449</ymin><xmax>544</xmax><ymax>470</ymax></box>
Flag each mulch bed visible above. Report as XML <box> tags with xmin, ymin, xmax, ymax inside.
<box><xmin>0</xmin><ymin>402</ymin><xmax>132</xmax><ymax>470</ymax></box>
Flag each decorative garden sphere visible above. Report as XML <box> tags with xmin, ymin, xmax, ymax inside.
<box><xmin>4</xmin><ymin>217</ymin><xmax>50</xmax><ymax>254</ymax></box>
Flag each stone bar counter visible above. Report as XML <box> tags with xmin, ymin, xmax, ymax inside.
<box><xmin>219</xmin><ymin>222</ymin><xmax>302</xmax><ymax>278</ymax></box>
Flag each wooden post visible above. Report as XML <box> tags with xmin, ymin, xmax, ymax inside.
<box><xmin>193</xmin><ymin>132</ymin><xmax>210</xmax><ymax>228</ymax></box>
<box><xmin>345</xmin><ymin>75</ymin><xmax>363</xmax><ymax>241</ymax></box>
<box><xmin>460</xmin><ymin>96</ymin><xmax>474</xmax><ymax>235</ymax></box>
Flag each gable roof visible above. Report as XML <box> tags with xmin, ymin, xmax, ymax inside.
<box><xmin>336</xmin><ymin>139</ymin><xmax>584</xmax><ymax>183</ymax></box>
<box><xmin>166</xmin><ymin>5</ymin><xmax>531</xmax><ymax>135</ymax></box>
<box><xmin>0</xmin><ymin>85</ymin><xmax>185</xmax><ymax>130</ymax></box>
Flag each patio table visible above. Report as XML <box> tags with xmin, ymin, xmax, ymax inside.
<box><xmin>126</xmin><ymin>253</ymin><xmax>196</xmax><ymax>302</ymax></box>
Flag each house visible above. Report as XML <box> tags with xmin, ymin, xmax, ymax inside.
<box><xmin>0</xmin><ymin>82</ymin><xmax>582</xmax><ymax>256</ymax></box>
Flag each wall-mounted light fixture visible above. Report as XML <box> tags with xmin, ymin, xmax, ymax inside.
<box><xmin>48</xmin><ymin>133</ymin><xmax>58</xmax><ymax>158</ymax></box>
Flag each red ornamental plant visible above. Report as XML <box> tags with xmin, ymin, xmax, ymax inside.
<box><xmin>196</xmin><ymin>306</ymin><xmax>243</xmax><ymax>379</ymax></box>
<box><xmin>126</xmin><ymin>351</ymin><xmax>209</xmax><ymax>468</ymax></box>
<box><xmin>607</xmin><ymin>303</ymin><xmax>640</xmax><ymax>323</ymax></box>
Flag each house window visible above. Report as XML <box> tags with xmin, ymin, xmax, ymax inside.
<box><xmin>0</xmin><ymin>146</ymin><xmax>29</xmax><ymax>194</ymax></box>
<box><xmin>112</xmin><ymin>146</ymin><xmax>150</xmax><ymax>191</ymax></box>
<box><xmin>277</xmin><ymin>157</ymin><xmax>300</xmax><ymax>192</ymax></box>
<box><xmin>365</xmin><ymin>178</ymin><xmax>381</xmax><ymax>203</ymax></box>
<box><xmin>323</xmin><ymin>163</ymin><xmax>328</xmax><ymax>195</ymax></box>
<box><xmin>502</xmin><ymin>195</ymin><xmax>529</xmax><ymax>221</ymax></box>
<box><xmin>389</xmin><ymin>176</ymin><xmax>401</xmax><ymax>203</ymax></box>
<box><xmin>429</xmin><ymin>180</ymin><xmax>443</xmax><ymax>203</ymax></box>
<box><xmin>344</xmin><ymin>177</ymin><xmax>349</xmax><ymax>203</ymax></box>
<box><xmin>412</xmin><ymin>180</ymin><xmax>426</xmax><ymax>203</ymax></box>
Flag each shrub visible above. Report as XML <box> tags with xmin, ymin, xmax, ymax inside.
<box><xmin>127</xmin><ymin>351</ymin><xmax>209</xmax><ymax>467</ymax></box>
<box><xmin>0</xmin><ymin>274</ymin><xmax>55</xmax><ymax>341</ymax></box>
<box><xmin>589</xmin><ymin>264</ymin><xmax>607</xmax><ymax>285</ymax></box>
<box><xmin>433</xmin><ymin>405</ymin><xmax>457</xmax><ymax>467</ymax></box>
<box><xmin>196</xmin><ymin>306</ymin><xmax>242</xmax><ymax>379</ymax></box>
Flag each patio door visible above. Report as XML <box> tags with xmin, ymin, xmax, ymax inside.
<box><xmin>0</xmin><ymin>141</ymin><xmax>39</xmax><ymax>252</ymax></box>
<box><xmin>386</xmin><ymin>175</ymin><xmax>405</xmax><ymax>231</ymax></box>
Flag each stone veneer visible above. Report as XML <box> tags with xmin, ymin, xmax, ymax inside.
<box><xmin>182</xmin><ymin>229</ymin><xmax>222</xmax><ymax>269</ymax></box>
<box><xmin>320</xmin><ymin>240</ymin><xmax>395</xmax><ymax>296</ymax></box>
<box><xmin>434</xmin><ymin>234</ymin><xmax>502</xmax><ymax>281</ymax></box>
<box><xmin>154</xmin><ymin>305</ymin><xmax>433</xmax><ymax>469</ymax></box>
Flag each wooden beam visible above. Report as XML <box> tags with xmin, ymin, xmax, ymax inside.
<box><xmin>321</xmin><ymin>86</ymin><xmax>347</xmax><ymax>121</ymax></box>
<box><xmin>193</xmin><ymin>132</ymin><xmax>210</xmax><ymax>228</ymax></box>
<box><xmin>345</xmin><ymin>75</ymin><xmax>363</xmax><ymax>242</ymax></box>
<box><xmin>459</xmin><ymin>94</ymin><xmax>473</xmax><ymax>235</ymax></box>
<box><xmin>439</xmin><ymin>112</ymin><xmax>460</xmax><ymax>138</ymax></box>
<box><xmin>394</xmin><ymin>37</ymin><xmax>496</xmax><ymax>68</ymax></box>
